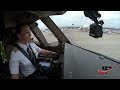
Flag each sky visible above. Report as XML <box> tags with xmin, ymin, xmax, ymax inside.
<box><xmin>36</xmin><ymin>11</ymin><xmax>120</xmax><ymax>29</ymax></box>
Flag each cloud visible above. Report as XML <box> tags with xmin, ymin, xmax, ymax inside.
<box><xmin>50</xmin><ymin>11</ymin><xmax>93</xmax><ymax>26</ymax></box>
<box><xmin>99</xmin><ymin>11</ymin><xmax>120</xmax><ymax>28</ymax></box>
<box><xmin>37</xmin><ymin>11</ymin><xmax>120</xmax><ymax>29</ymax></box>
<box><xmin>100</xmin><ymin>11</ymin><xmax>120</xmax><ymax>20</ymax></box>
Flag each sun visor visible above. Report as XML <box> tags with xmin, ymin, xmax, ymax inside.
<box><xmin>3</xmin><ymin>11</ymin><xmax>39</xmax><ymax>28</ymax></box>
<box><xmin>3</xmin><ymin>11</ymin><xmax>66</xmax><ymax>28</ymax></box>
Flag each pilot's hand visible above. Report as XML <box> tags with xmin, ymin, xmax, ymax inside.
<box><xmin>49</xmin><ymin>51</ymin><xmax>58</xmax><ymax>58</ymax></box>
<box><xmin>51</xmin><ymin>51</ymin><xmax>57</xmax><ymax>56</ymax></box>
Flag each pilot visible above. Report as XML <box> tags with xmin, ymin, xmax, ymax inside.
<box><xmin>9</xmin><ymin>23</ymin><xmax>57</xmax><ymax>79</ymax></box>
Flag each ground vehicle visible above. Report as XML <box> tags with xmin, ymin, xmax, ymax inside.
<box><xmin>0</xmin><ymin>11</ymin><xmax>120</xmax><ymax>79</ymax></box>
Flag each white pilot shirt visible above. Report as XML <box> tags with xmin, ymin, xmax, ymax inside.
<box><xmin>9</xmin><ymin>42</ymin><xmax>42</xmax><ymax>77</ymax></box>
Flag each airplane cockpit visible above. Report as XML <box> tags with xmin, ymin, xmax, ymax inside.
<box><xmin>0</xmin><ymin>11</ymin><xmax>71</xmax><ymax>79</ymax></box>
<box><xmin>0</xmin><ymin>11</ymin><xmax>120</xmax><ymax>79</ymax></box>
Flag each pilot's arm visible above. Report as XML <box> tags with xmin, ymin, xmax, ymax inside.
<box><xmin>9</xmin><ymin>49</ymin><xmax>20</xmax><ymax>79</ymax></box>
<box><xmin>39</xmin><ymin>49</ymin><xmax>57</xmax><ymax>56</ymax></box>
<box><xmin>34</xmin><ymin>43</ymin><xmax>57</xmax><ymax>57</ymax></box>
<box><xmin>11</xmin><ymin>74</ymin><xmax>19</xmax><ymax>79</ymax></box>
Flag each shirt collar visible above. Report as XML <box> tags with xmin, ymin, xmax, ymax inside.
<box><xmin>17</xmin><ymin>42</ymin><xmax>29</xmax><ymax>53</ymax></box>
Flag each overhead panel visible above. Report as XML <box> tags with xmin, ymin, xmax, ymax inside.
<box><xmin>28</xmin><ymin>11</ymin><xmax>66</xmax><ymax>17</ymax></box>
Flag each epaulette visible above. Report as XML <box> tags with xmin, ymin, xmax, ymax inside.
<box><xmin>12</xmin><ymin>47</ymin><xmax>19</xmax><ymax>52</ymax></box>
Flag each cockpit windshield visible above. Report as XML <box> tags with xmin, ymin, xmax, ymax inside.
<box><xmin>37</xmin><ymin>11</ymin><xmax>120</xmax><ymax>61</ymax></box>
